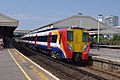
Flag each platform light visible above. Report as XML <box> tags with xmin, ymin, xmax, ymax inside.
<box><xmin>97</xmin><ymin>14</ymin><xmax>103</xmax><ymax>51</ymax></box>
<box><xmin>78</xmin><ymin>13</ymin><xmax>82</xmax><ymax>28</ymax></box>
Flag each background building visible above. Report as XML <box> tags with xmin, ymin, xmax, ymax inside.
<box><xmin>105</xmin><ymin>15</ymin><xmax>119</xmax><ymax>28</ymax></box>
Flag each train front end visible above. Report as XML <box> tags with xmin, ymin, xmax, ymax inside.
<box><xmin>67</xmin><ymin>27</ymin><xmax>90</xmax><ymax>61</ymax></box>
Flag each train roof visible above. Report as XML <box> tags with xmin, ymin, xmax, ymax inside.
<box><xmin>29</xmin><ymin>27</ymin><xmax>87</xmax><ymax>34</ymax></box>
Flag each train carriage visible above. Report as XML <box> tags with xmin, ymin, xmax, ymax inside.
<box><xmin>20</xmin><ymin>27</ymin><xmax>90</xmax><ymax>62</ymax></box>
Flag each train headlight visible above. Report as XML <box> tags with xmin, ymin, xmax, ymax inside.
<box><xmin>83</xmin><ymin>45</ymin><xmax>88</xmax><ymax>52</ymax></box>
<box><xmin>67</xmin><ymin>44</ymin><xmax>72</xmax><ymax>51</ymax></box>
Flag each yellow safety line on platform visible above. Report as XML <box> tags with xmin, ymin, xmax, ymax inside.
<box><xmin>15</xmin><ymin>52</ymin><xmax>18</xmax><ymax>55</ymax></box>
<box><xmin>8</xmin><ymin>49</ymin><xmax>32</xmax><ymax>80</ymax></box>
<box><xmin>30</xmin><ymin>66</ymin><xmax>49</xmax><ymax>80</ymax></box>
<box><xmin>20</xmin><ymin>56</ymin><xmax>26</xmax><ymax>63</ymax></box>
<box><xmin>14</xmin><ymin>48</ymin><xmax>60</xmax><ymax>80</ymax></box>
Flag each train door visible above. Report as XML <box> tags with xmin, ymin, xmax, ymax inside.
<box><xmin>67</xmin><ymin>31</ymin><xmax>73</xmax><ymax>50</ymax></box>
<box><xmin>47</xmin><ymin>32</ymin><xmax>52</xmax><ymax>49</ymax></box>
<box><xmin>35</xmin><ymin>34</ymin><xmax>37</xmax><ymax>46</ymax></box>
<box><xmin>73</xmin><ymin>29</ymin><xmax>82</xmax><ymax>52</ymax></box>
<box><xmin>67</xmin><ymin>29</ymin><xmax>83</xmax><ymax>52</ymax></box>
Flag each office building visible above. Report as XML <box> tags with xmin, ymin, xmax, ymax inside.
<box><xmin>105</xmin><ymin>15</ymin><xmax>119</xmax><ymax>28</ymax></box>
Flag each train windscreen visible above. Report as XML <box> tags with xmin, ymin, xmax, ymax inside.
<box><xmin>83</xmin><ymin>32</ymin><xmax>89</xmax><ymax>42</ymax></box>
<box><xmin>67</xmin><ymin>31</ymin><xmax>73</xmax><ymax>41</ymax></box>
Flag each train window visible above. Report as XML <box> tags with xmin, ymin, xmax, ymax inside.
<box><xmin>29</xmin><ymin>37</ymin><xmax>31</xmax><ymax>41</ymax></box>
<box><xmin>23</xmin><ymin>37</ymin><xmax>25</xmax><ymax>40</ymax></box>
<box><xmin>43</xmin><ymin>36</ymin><xmax>47</xmax><ymax>42</ymax></box>
<box><xmin>24</xmin><ymin>37</ymin><xmax>28</xmax><ymax>40</ymax></box>
<box><xmin>83</xmin><ymin>32</ymin><xmax>89</xmax><ymax>42</ymax></box>
<box><xmin>37</xmin><ymin>36</ymin><xmax>41</xmax><ymax>41</ymax></box>
<box><xmin>67</xmin><ymin>31</ymin><xmax>73</xmax><ymax>41</ymax></box>
<box><xmin>37</xmin><ymin>36</ymin><xmax>47</xmax><ymax>42</ymax></box>
<box><xmin>25</xmin><ymin>37</ymin><xmax>29</xmax><ymax>40</ymax></box>
<box><xmin>22</xmin><ymin>38</ymin><xmax>24</xmax><ymax>40</ymax></box>
<box><xmin>31</xmin><ymin>37</ymin><xmax>35</xmax><ymax>41</ymax></box>
<box><xmin>51</xmin><ymin>35</ymin><xmax>57</xmax><ymax>43</ymax></box>
<box><xmin>28</xmin><ymin>37</ymin><xmax>31</xmax><ymax>40</ymax></box>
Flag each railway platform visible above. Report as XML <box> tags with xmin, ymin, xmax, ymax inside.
<box><xmin>90</xmin><ymin>48</ymin><xmax>120</xmax><ymax>74</ymax></box>
<box><xmin>90</xmin><ymin>48</ymin><xmax>120</xmax><ymax>63</ymax></box>
<box><xmin>0</xmin><ymin>48</ymin><xmax>59</xmax><ymax>80</ymax></box>
<box><xmin>93</xmin><ymin>44</ymin><xmax>120</xmax><ymax>49</ymax></box>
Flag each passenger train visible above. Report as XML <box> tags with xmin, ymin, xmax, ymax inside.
<box><xmin>20</xmin><ymin>27</ymin><xmax>90</xmax><ymax>62</ymax></box>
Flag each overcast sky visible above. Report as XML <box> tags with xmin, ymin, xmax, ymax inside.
<box><xmin>0</xmin><ymin>0</ymin><xmax>120</xmax><ymax>30</ymax></box>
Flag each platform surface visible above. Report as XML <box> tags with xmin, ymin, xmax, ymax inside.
<box><xmin>0</xmin><ymin>48</ymin><xmax>59</xmax><ymax>80</ymax></box>
<box><xmin>90</xmin><ymin>48</ymin><xmax>120</xmax><ymax>64</ymax></box>
<box><xmin>0</xmin><ymin>49</ymin><xmax>25</xmax><ymax>80</ymax></box>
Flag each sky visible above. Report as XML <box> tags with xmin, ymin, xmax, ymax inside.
<box><xmin>0</xmin><ymin>0</ymin><xmax>120</xmax><ymax>30</ymax></box>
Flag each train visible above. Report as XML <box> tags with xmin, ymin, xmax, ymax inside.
<box><xmin>20</xmin><ymin>27</ymin><xmax>90</xmax><ymax>62</ymax></box>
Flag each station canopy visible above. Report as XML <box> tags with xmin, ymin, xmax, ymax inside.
<box><xmin>30</xmin><ymin>15</ymin><xmax>108</xmax><ymax>33</ymax></box>
<box><xmin>14</xmin><ymin>30</ymin><xmax>31</xmax><ymax>37</ymax></box>
<box><xmin>0</xmin><ymin>13</ymin><xmax>18</xmax><ymax>37</ymax></box>
<box><xmin>99</xmin><ymin>28</ymin><xmax>118</xmax><ymax>35</ymax></box>
<box><xmin>114</xmin><ymin>26</ymin><xmax>120</xmax><ymax>32</ymax></box>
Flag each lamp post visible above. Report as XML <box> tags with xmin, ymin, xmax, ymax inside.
<box><xmin>78</xmin><ymin>13</ymin><xmax>82</xmax><ymax>28</ymax></box>
<box><xmin>97</xmin><ymin>14</ymin><xmax>103</xmax><ymax>51</ymax></box>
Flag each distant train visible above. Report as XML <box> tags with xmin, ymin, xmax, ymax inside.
<box><xmin>20</xmin><ymin>27</ymin><xmax>90</xmax><ymax>62</ymax></box>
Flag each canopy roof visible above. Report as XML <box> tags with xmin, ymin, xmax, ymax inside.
<box><xmin>100</xmin><ymin>29</ymin><xmax>118</xmax><ymax>34</ymax></box>
<box><xmin>30</xmin><ymin>15</ymin><xmax>108</xmax><ymax>33</ymax></box>
<box><xmin>114</xmin><ymin>26</ymin><xmax>120</xmax><ymax>32</ymax></box>
<box><xmin>89</xmin><ymin>28</ymin><xmax>119</xmax><ymax>35</ymax></box>
<box><xmin>0</xmin><ymin>13</ymin><xmax>18</xmax><ymax>27</ymax></box>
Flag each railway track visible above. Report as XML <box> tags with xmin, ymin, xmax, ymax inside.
<box><xmin>14</xmin><ymin>42</ymin><xmax>119</xmax><ymax>80</ymax></box>
<box><xmin>78</xmin><ymin>66</ymin><xmax>120</xmax><ymax>80</ymax></box>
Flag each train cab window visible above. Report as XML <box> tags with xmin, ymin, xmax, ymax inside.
<box><xmin>67</xmin><ymin>31</ymin><xmax>73</xmax><ymax>41</ymax></box>
<box><xmin>51</xmin><ymin>35</ymin><xmax>57</xmax><ymax>43</ymax></box>
<box><xmin>83</xmin><ymin>32</ymin><xmax>89</xmax><ymax>42</ymax></box>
